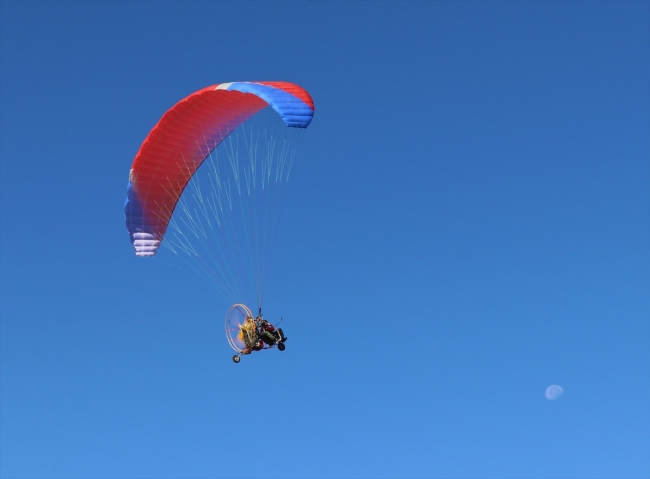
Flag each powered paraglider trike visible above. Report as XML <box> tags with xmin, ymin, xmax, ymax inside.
<box><xmin>225</xmin><ymin>304</ymin><xmax>287</xmax><ymax>363</ymax></box>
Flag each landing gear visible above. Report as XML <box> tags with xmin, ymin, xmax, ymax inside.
<box><xmin>232</xmin><ymin>355</ymin><xmax>241</xmax><ymax>363</ymax></box>
<box><xmin>278</xmin><ymin>343</ymin><xmax>286</xmax><ymax>351</ymax></box>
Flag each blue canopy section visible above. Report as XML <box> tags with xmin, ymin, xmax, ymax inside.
<box><xmin>226</xmin><ymin>82</ymin><xmax>313</xmax><ymax>128</ymax></box>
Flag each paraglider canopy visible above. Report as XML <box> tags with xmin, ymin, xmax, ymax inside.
<box><xmin>124</xmin><ymin>81</ymin><xmax>314</xmax><ymax>257</ymax></box>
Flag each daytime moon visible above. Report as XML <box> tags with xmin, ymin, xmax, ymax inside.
<box><xmin>545</xmin><ymin>385</ymin><xmax>564</xmax><ymax>400</ymax></box>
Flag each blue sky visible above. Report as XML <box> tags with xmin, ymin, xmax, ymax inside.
<box><xmin>1</xmin><ymin>2</ymin><xmax>648</xmax><ymax>478</ymax></box>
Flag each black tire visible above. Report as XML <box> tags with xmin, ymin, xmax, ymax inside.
<box><xmin>278</xmin><ymin>343</ymin><xmax>285</xmax><ymax>351</ymax></box>
<box><xmin>232</xmin><ymin>355</ymin><xmax>241</xmax><ymax>363</ymax></box>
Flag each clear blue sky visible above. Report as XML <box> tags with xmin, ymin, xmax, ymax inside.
<box><xmin>1</xmin><ymin>2</ymin><xmax>648</xmax><ymax>478</ymax></box>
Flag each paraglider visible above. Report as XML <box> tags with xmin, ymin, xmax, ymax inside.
<box><xmin>124</xmin><ymin>81</ymin><xmax>314</xmax><ymax>361</ymax></box>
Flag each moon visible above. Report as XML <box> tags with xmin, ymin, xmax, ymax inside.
<box><xmin>545</xmin><ymin>385</ymin><xmax>563</xmax><ymax>400</ymax></box>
